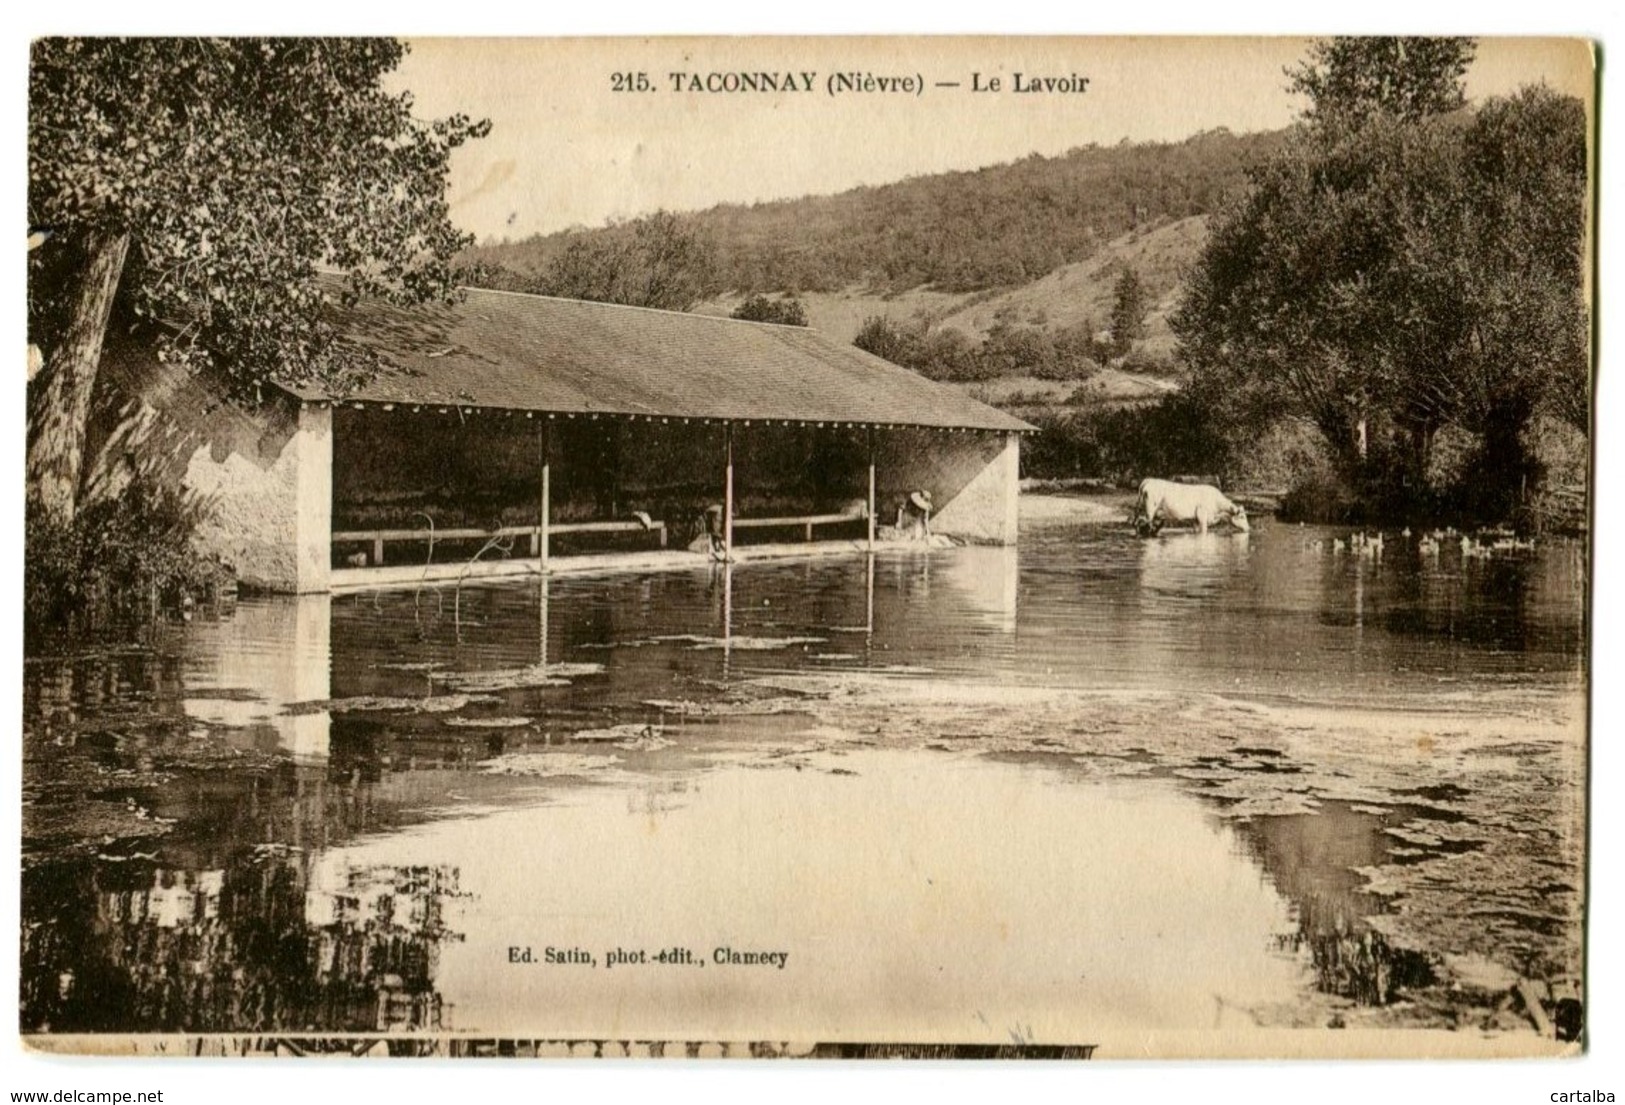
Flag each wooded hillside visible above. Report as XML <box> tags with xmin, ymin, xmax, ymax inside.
<box><xmin>464</xmin><ymin>127</ymin><xmax>1285</xmax><ymax>297</ymax></box>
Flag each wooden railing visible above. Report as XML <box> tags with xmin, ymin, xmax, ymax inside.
<box><xmin>333</xmin><ymin>520</ymin><xmax>666</xmax><ymax>567</ymax></box>
<box><xmin>730</xmin><ymin>510</ymin><xmax>868</xmax><ymax>542</ymax></box>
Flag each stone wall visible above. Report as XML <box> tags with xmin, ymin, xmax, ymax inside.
<box><xmin>88</xmin><ymin>347</ymin><xmax>332</xmax><ymax>593</ymax></box>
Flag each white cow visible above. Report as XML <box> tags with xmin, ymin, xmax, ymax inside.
<box><xmin>1133</xmin><ymin>478</ymin><xmax>1249</xmax><ymax>535</ymax></box>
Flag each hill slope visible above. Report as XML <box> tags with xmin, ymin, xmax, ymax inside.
<box><xmin>465</xmin><ymin>128</ymin><xmax>1279</xmax><ymax>299</ymax></box>
<box><xmin>692</xmin><ymin>214</ymin><xmax>1208</xmax><ymax>359</ymax></box>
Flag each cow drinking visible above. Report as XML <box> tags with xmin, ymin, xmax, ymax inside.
<box><xmin>1132</xmin><ymin>478</ymin><xmax>1249</xmax><ymax>536</ymax></box>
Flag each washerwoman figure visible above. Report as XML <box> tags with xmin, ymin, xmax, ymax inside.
<box><xmin>899</xmin><ymin>489</ymin><xmax>933</xmax><ymax>541</ymax></box>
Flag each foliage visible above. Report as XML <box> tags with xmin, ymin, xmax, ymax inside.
<box><xmin>1108</xmin><ymin>267</ymin><xmax>1149</xmax><ymax>356</ymax></box>
<box><xmin>451</xmin><ymin>258</ymin><xmax>535</xmax><ymax>293</ymax></box>
<box><xmin>1050</xmin><ymin>322</ymin><xmax>1108</xmax><ymax>378</ymax></box>
<box><xmin>1020</xmin><ymin>393</ymin><xmax>1233</xmax><ymax>483</ymax></box>
<box><xmin>28</xmin><ymin>37</ymin><xmax>488</xmax><ymax>529</ymax></box>
<box><xmin>534</xmin><ymin>211</ymin><xmax>718</xmax><ymax>311</ymax></box>
<box><xmin>467</xmin><ymin>128</ymin><xmax>1285</xmax><ymax>296</ymax></box>
<box><xmin>1287</xmin><ymin>37</ymin><xmax>1476</xmax><ymax>127</ymax></box>
<box><xmin>1277</xmin><ymin>473</ymin><xmax>1364</xmax><ymax>525</ymax></box>
<box><xmin>915</xmin><ymin>328</ymin><xmax>986</xmax><ymax>382</ymax></box>
<box><xmin>1454</xmin><ymin>88</ymin><xmax>1591</xmax><ymax>438</ymax></box>
<box><xmin>25</xmin><ymin>475</ymin><xmax>224</xmax><ymax>646</ymax></box>
<box><xmin>29</xmin><ymin>37</ymin><xmax>488</xmax><ymax>395</ymax></box>
<box><xmin>1173</xmin><ymin>34</ymin><xmax>1587</xmax><ymax>525</ymax></box>
<box><xmin>1117</xmin><ymin>348</ymin><xmax>1180</xmax><ymax>380</ymax></box>
<box><xmin>1225</xmin><ymin>418</ymin><xmax>1332</xmax><ymax>491</ymax></box>
<box><xmin>853</xmin><ymin>315</ymin><xmax>922</xmax><ymax>366</ymax></box>
<box><xmin>980</xmin><ymin>320</ymin><xmax>1058</xmax><ymax>378</ymax></box>
<box><xmin>854</xmin><ymin>315</ymin><xmax>1100</xmax><ymax>384</ymax></box>
<box><xmin>731</xmin><ymin>294</ymin><xmax>808</xmax><ymax>326</ymax></box>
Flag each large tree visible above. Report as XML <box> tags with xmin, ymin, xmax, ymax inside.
<box><xmin>1175</xmin><ymin>112</ymin><xmax>1471</xmax><ymax>474</ymax></box>
<box><xmin>28</xmin><ymin>38</ymin><xmax>488</xmax><ymax>524</ymax></box>
<box><xmin>1175</xmin><ymin>37</ymin><xmax>1588</xmax><ymax>518</ymax></box>
<box><xmin>1287</xmin><ymin>36</ymin><xmax>1476</xmax><ymax>127</ymax></box>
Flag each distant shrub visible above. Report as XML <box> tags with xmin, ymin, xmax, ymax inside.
<box><xmin>1034</xmin><ymin>353</ymin><xmax>1103</xmax><ymax>383</ymax></box>
<box><xmin>917</xmin><ymin>328</ymin><xmax>997</xmax><ymax>382</ymax></box>
<box><xmin>731</xmin><ymin>294</ymin><xmax>808</xmax><ymax>326</ymax></box>
<box><xmin>1278</xmin><ymin>473</ymin><xmax>1363</xmax><ymax>525</ymax></box>
<box><xmin>455</xmin><ymin>259</ymin><xmax>541</xmax><ymax>294</ymax></box>
<box><xmin>1526</xmin><ymin>415</ymin><xmax>1588</xmax><ymax>533</ymax></box>
<box><xmin>1227</xmin><ymin>419</ymin><xmax>1332</xmax><ymax>491</ymax></box>
<box><xmin>1117</xmin><ymin>348</ymin><xmax>1182</xmax><ymax>379</ymax></box>
<box><xmin>1051</xmin><ymin>321</ymin><xmax>1109</xmax><ymax>377</ymax></box>
<box><xmin>979</xmin><ymin>321</ymin><xmax>1057</xmax><ymax>378</ymax></box>
<box><xmin>853</xmin><ymin>315</ymin><xmax>922</xmax><ymax>366</ymax></box>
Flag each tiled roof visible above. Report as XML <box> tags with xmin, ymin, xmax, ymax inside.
<box><xmin>283</xmin><ymin>286</ymin><xmax>1033</xmax><ymax>433</ymax></box>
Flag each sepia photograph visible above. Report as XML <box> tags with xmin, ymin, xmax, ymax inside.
<box><xmin>14</xmin><ymin>27</ymin><xmax>1600</xmax><ymax>1076</ymax></box>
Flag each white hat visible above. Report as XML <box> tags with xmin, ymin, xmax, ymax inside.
<box><xmin>909</xmin><ymin>490</ymin><xmax>933</xmax><ymax>512</ymax></box>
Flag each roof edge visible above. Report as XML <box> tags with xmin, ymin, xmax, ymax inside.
<box><xmin>283</xmin><ymin>389</ymin><xmax>1036</xmax><ymax>433</ymax></box>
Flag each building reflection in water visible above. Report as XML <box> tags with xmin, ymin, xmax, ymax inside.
<box><xmin>22</xmin><ymin>854</ymin><xmax>460</xmax><ymax>1034</ymax></box>
<box><xmin>304</xmin><ymin>857</ymin><xmax>461</xmax><ymax>1032</ymax></box>
<box><xmin>934</xmin><ymin>545</ymin><xmax>1019</xmax><ymax>633</ymax></box>
<box><xmin>180</xmin><ymin>594</ymin><xmax>333</xmax><ymax>760</ymax></box>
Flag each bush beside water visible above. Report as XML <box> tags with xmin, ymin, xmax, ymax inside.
<box><xmin>25</xmin><ymin>477</ymin><xmax>228</xmax><ymax>648</ymax></box>
<box><xmin>1020</xmin><ymin>393</ymin><xmax>1233</xmax><ymax>488</ymax></box>
<box><xmin>1019</xmin><ymin>392</ymin><xmax>1586</xmax><ymax>533</ymax></box>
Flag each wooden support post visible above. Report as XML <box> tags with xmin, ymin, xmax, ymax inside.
<box><xmin>866</xmin><ymin>428</ymin><xmax>877</xmax><ymax>553</ymax></box>
<box><xmin>539</xmin><ymin>422</ymin><xmax>551</xmax><ymax>571</ymax></box>
<box><xmin>723</xmin><ymin>423</ymin><xmax>735</xmax><ymax>557</ymax></box>
<box><xmin>373</xmin><ymin>536</ymin><xmax>384</xmax><ymax>566</ymax></box>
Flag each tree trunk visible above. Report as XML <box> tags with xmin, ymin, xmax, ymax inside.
<box><xmin>1411</xmin><ymin>423</ymin><xmax>1435</xmax><ymax>483</ymax></box>
<box><xmin>26</xmin><ymin>228</ymin><xmax>130</xmax><ymax>525</ymax></box>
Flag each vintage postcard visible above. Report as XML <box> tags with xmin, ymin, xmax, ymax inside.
<box><xmin>19</xmin><ymin>35</ymin><xmax>1594</xmax><ymax>1061</ymax></box>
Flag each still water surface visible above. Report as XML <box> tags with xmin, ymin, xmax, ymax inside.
<box><xmin>21</xmin><ymin>507</ymin><xmax>1586</xmax><ymax>1039</ymax></box>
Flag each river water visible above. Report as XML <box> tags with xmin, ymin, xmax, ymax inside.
<box><xmin>20</xmin><ymin>499</ymin><xmax>1588</xmax><ymax>1045</ymax></box>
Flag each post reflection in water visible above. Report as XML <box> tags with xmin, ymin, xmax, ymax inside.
<box><xmin>722</xmin><ymin>559</ymin><xmax>732</xmax><ymax>674</ymax></box>
<box><xmin>19</xmin><ymin>515</ymin><xmax>1586</xmax><ymax>1037</ymax></box>
<box><xmin>866</xmin><ymin>552</ymin><xmax>875</xmax><ymax>647</ymax></box>
<box><xmin>538</xmin><ymin>569</ymin><xmax>548</xmax><ymax>667</ymax></box>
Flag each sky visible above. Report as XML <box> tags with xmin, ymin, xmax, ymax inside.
<box><xmin>388</xmin><ymin>36</ymin><xmax>1594</xmax><ymax>243</ymax></box>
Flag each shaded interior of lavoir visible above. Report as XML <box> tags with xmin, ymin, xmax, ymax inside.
<box><xmin>21</xmin><ymin>514</ymin><xmax>1586</xmax><ymax>1036</ymax></box>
